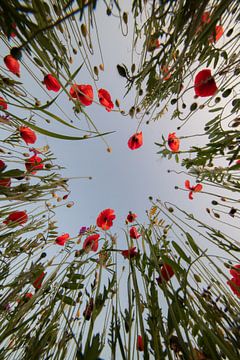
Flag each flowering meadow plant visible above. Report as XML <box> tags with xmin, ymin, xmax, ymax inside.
<box><xmin>0</xmin><ymin>1</ymin><xmax>239</xmax><ymax>359</ymax></box>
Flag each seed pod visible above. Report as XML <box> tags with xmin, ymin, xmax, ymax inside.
<box><xmin>66</xmin><ymin>201</ymin><xmax>74</xmax><ymax>208</ymax></box>
<box><xmin>129</xmin><ymin>106</ymin><xmax>135</xmax><ymax>118</ymax></box>
<box><xmin>106</xmin><ymin>8</ymin><xmax>111</xmax><ymax>16</ymax></box>
<box><xmin>73</xmin><ymin>48</ymin><xmax>77</xmax><ymax>55</ymax></box>
<box><xmin>93</xmin><ymin>66</ymin><xmax>99</xmax><ymax>76</ymax></box>
<box><xmin>131</xmin><ymin>64</ymin><xmax>136</xmax><ymax>73</ymax></box>
<box><xmin>81</xmin><ymin>24</ymin><xmax>87</xmax><ymax>37</ymax></box>
<box><xmin>123</xmin><ymin>12</ymin><xmax>128</xmax><ymax>25</ymax></box>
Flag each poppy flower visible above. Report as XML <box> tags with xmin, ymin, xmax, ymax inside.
<box><xmin>24</xmin><ymin>293</ymin><xmax>33</xmax><ymax>301</ymax></box>
<box><xmin>9</xmin><ymin>23</ymin><xmax>17</xmax><ymax>38</ymax></box>
<box><xmin>209</xmin><ymin>25</ymin><xmax>224</xmax><ymax>43</ymax></box>
<box><xmin>33</xmin><ymin>272</ymin><xmax>45</xmax><ymax>289</ymax></box>
<box><xmin>230</xmin><ymin>264</ymin><xmax>240</xmax><ymax>279</ymax></box>
<box><xmin>194</xmin><ymin>69</ymin><xmax>217</xmax><ymax>97</ymax></box>
<box><xmin>55</xmin><ymin>233</ymin><xmax>70</xmax><ymax>246</ymax></box>
<box><xmin>25</xmin><ymin>155</ymin><xmax>44</xmax><ymax>174</ymax></box>
<box><xmin>0</xmin><ymin>97</ymin><xmax>8</xmax><ymax>111</ymax></box>
<box><xmin>19</xmin><ymin>126</ymin><xmax>37</xmax><ymax>145</ymax></box>
<box><xmin>121</xmin><ymin>246</ymin><xmax>138</xmax><ymax>259</ymax></box>
<box><xmin>168</xmin><ymin>133</ymin><xmax>180</xmax><ymax>152</ymax></box>
<box><xmin>128</xmin><ymin>132</ymin><xmax>143</xmax><ymax>150</ymax></box>
<box><xmin>43</xmin><ymin>74</ymin><xmax>61</xmax><ymax>92</ymax></box>
<box><xmin>0</xmin><ymin>178</ymin><xmax>11</xmax><ymax>187</ymax></box>
<box><xmin>98</xmin><ymin>88</ymin><xmax>114</xmax><ymax>112</ymax></box>
<box><xmin>227</xmin><ymin>276</ymin><xmax>240</xmax><ymax>298</ymax></box>
<box><xmin>126</xmin><ymin>212</ymin><xmax>137</xmax><ymax>223</ymax></box>
<box><xmin>201</xmin><ymin>12</ymin><xmax>211</xmax><ymax>24</ymax></box>
<box><xmin>129</xmin><ymin>226</ymin><xmax>141</xmax><ymax>239</ymax></box>
<box><xmin>162</xmin><ymin>65</ymin><xmax>171</xmax><ymax>81</ymax></box>
<box><xmin>69</xmin><ymin>84</ymin><xmax>93</xmax><ymax>106</ymax></box>
<box><xmin>96</xmin><ymin>208</ymin><xmax>116</xmax><ymax>230</ymax></box>
<box><xmin>3</xmin><ymin>210</ymin><xmax>28</xmax><ymax>226</ymax></box>
<box><xmin>4</xmin><ymin>55</ymin><xmax>20</xmax><ymax>77</ymax></box>
<box><xmin>137</xmin><ymin>335</ymin><xmax>144</xmax><ymax>351</ymax></box>
<box><xmin>147</xmin><ymin>37</ymin><xmax>160</xmax><ymax>52</ymax></box>
<box><xmin>0</xmin><ymin>160</ymin><xmax>6</xmax><ymax>171</ymax></box>
<box><xmin>185</xmin><ymin>180</ymin><xmax>203</xmax><ymax>200</ymax></box>
<box><xmin>83</xmin><ymin>234</ymin><xmax>100</xmax><ymax>252</ymax></box>
<box><xmin>157</xmin><ymin>263</ymin><xmax>174</xmax><ymax>284</ymax></box>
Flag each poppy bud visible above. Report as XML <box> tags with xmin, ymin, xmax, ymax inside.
<box><xmin>99</xmin><ymin>63</ymin><xmax>104</xmax><ymax>71</ymax></box>
<box><xmin>4</xmin><ymin>55</ymin><xmax>20</xmax><ymax>77</ymax></box>
<box><xmin>10</xmin><ymin>47</ymin><xmax>22</xmax><ymax>60</ymax></box>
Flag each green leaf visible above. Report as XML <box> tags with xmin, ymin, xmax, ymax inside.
<box><xmin>1</xmin><ymin>169</ymin><xmax>25</xmax><ymax>178</ymax></box>
<box><xmin>62</xmin><ymin>282</ymin><xmax>84</xmax><ymax>290</ymax></box>
<box><xmin>172</xmin><ymin>241</ymin><xmax>191</xmax><ymax>263</ymax></box>
<box><xmin>67</xmin><ymin>274</ymin><xmax>85</xmax><ymax>281</ymax></box>
<box><xmin>84</xmin><ymin>333</ymin><xmax>102</xmax><ymax>360</ymax></box>
<box><xmin>57</xmin><ymin>294</ymin><xmax>76</xmax><ymax>306</ymax></box>
<box><xmin>186</xmin><ymin>233</ymin><xmax>200</xmax><ymax>255</ymax></box>
<box><xmin>16</xmin><ymin>118</ymin><xmax>115</xmax><ymax>141</ymax></box>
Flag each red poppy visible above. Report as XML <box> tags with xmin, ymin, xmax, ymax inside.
<box><xmin>157</xmin><ymin>263</ymin><xmax>174</xmax><ymax>284</ymax></box>
<box><xmin>147</xmin><ymin>37</ymin><xmax>160</xmax><ymax>52</ymax></box>
<box><xmin>24</xmin><ymin>293</ymin><xmax>33</xmax><ymax>301</ymax></box>
<box><xmin>168</xmin><ymin>133</ymin><xmax>180</xmax><ymax>152</ymax></box>
<box><xmin>98</xmin><ymin>88</ymin><xmax>114</xmax><ymax>112</ymax></box>
<box><xmin>227</xmin><ymin>276</ymin><xmax>240</xmax><ymax>298</ymax></box>
<box><xmin>96</xmin><ymin>208</ymin><xmax>116</xmax><ymax>230</ymax></box>
<box><xmin>230</xmin><ymin>264</ymin><xmax>240</xmax><ymax>279</ymax></box>
<box><xmin>121</xmin><ymin>247</ymin><xmax>138</xmax><ymax>259</ymax></box>
<box><xmin>33</xmin><ymin>272</ymin><xmax>45</xmax><ymax>289</ymax></box>
<box><xmin>0</xmin><ymin>160</ymin><xmax>6</xmax><ymax>171</ymax></box>
<box><xmin>126</xmin><ymin>212</ymin><xmax>137</xmax><ymax>223</ymax></box>
<box><xmin>4</xmin><ymin>55</ymin><xmax>20</xmax><ymax>77</ymax></box>
<box><xmin>185</xmin><ymin>180</ymin><xmax>203</xmax><ymax>200</ymax></box>
<box><xmin>129</xmin><ymin>226</ymin><xmax>141</xmax><ymax>239</ymax></box>
<box><xmin>0</xmin><ymin>178</ymin><xmax>11</xmax><ymax>187</ymax></box>
<box><xmin>3</xmin><ymin>210</ymin><xmax>28</xmax><ymax>226</ymax></box>
<box><xmin>137</xmin><ymin>335</ymin><xmax>144</xmax><ymax>351</ymax></box>
<box><xmin>55</xmin><ymin>233</ymin><xmax>70</xmax><ymax>246</ymax></box>
<box><xmin>19</xmin><ymin>126</ymin><xmax>37</xmax><ymax>145</ymax></box>
<box><xmin>25</xmin><ymin>155</ymin><xmax>44</xmax><ymax>174</ymax></box>
<box><xmin>128</xmin><ymin>132</ymin><xmax>143</xmax><ymax>150</ymax></box>
<box><xmin>194</xmin><ymin>69</ymin><xmax>217</xmax><ymax>97</ymax></box>
<box><xmin>209</xmin><ymin>25</ymin><xmax>224</xmax><ymax>43</ymax></box>
<box><xmin>69</xmin><ymin>84</ymin><xmax>93</xmax><ymax>106</ymax></box>
<box><xmin>83</xmin><ymin>234</ymin><xmax>100</xmax><ymax>252</ymax></box>
<box><xmin>162</xmin><ymin>65</ymin><xmax>171</xmax><ymax>81</ymax></box>
<box><xmin>0</xmin><ymin>97</ymin><xmax>8</xmax><ymax>111</ymax></box>
<box><xmin>43</xmin><ymin>74</ymin><xmax>61</xmax><ymax>92</ymax></box>
<box><xmin>201</xmin><ymin>12</ymin><xmax>211</xmax><ymax>24</ymax></box>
